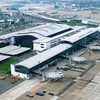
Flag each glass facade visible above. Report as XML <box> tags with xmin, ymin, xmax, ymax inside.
<box><xmin>15</xmin><ymin>66</ymin><xmax>30</xmax><ymax>74</ymax></box>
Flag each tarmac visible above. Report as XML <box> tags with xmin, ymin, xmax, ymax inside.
<box><xmin>0</xmin><ymin>77</ymin><xmax>39</xmax><ymax>100</ymax></box>
<box><xmin>1</xmin><ymin>41</ymin><xmax>100</xmax><ymax>100</ymax></box>
<box><xmin>15</xmin><ymin>41</ymin><xmax>100</xmax><ymax>100</ymax></box>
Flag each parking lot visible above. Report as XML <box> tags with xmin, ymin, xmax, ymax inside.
<box><xmin>0</xmin><ymin>73</ymin><xmax>23</xmax><ymax>94</ymax></box>
<box><xmin>0</xmin><ymin>50</ymin><xmax>37</xmax><ymax>95</ymax></box>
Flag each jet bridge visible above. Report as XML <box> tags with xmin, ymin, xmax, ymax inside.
<box><xmin>71</xmin><ymin>56</ymin><xmax>86</xmax><ymax>63</ymax></box>
<box><xmin>42</xmin><ymin>71</ymin><xmax>64</xmax><ymax>82</ymax></box>
<box><xmin>89</xmin><ymin>46</ymin><xmax>100</xmax><ymax>50</ymax></box>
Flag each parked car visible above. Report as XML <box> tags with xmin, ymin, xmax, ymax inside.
<box><xmin>48</xmin><ymin>92</ymin><xmax>54</xmax><ymax>96</ymax></box>
<box><xmin>0</xmin><ymin>76</ymin><xmax>6</xmax><ymax>80</ymax></box>
<box><xmin>26</xmin><ymin>94</ymin><xmax>33</xmax><ymax>98</ymax></box>
<box><xmin>36</xmin><ymin>92</ymin><xmax>44</xmax><ymax>96</ymax></box>
<box><xmin>43</xmin><ymin>90</ymin><xmax>46</xmax><ymax>93</ymax></box>
<box><xmin>11</xmin><ymin>80</ymin><xmax>16</xmax><ymax>84</ymax></box>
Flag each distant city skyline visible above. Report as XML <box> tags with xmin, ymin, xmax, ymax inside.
<box><xmin>0</xmin><ymin>0</ymin><xmax>100</xmax><ymax>2</ymax></box>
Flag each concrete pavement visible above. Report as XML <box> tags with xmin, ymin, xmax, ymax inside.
<box><xmin>0</xmin><ymin>77</ymin><xmax>40</xmax><ymax>100</ymax></box>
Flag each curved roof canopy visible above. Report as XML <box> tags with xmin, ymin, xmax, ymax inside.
<box><xmin>29</xmin><ymin>24</ymin><xmax>71</xmax><ymax>37</ymax></box>
<box><xmin>0</xmin><ymin>24</ymin><xmax>71</xmax><ymax>40</ymax></box>
<box><xmin>15</xmin><ymin>44</ymin><xmax>72</xmax><ymax>69</ymax></box>
<box><xmin>60</xmin><ymin>28</ymin><xmax>98</xmax><ymax>43</ymax></box>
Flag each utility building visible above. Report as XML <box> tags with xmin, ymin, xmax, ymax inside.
<box><xmin>82</xmin><ymin>19</ymin><xmax>100</xmax><ymax>25</ymax></box>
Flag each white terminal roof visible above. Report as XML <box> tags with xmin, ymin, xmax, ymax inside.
<box><xmin>5</xmin><ymin>47</ymin><xmax>30</xmax><ymax>56</ymax></box>
<box><xmin>61</xmin><ymin>28</ymin><xmax>98</xmax><ymax>43</ymax></box>
<box><xmin>15</xmin><ymin>44</ymin><xmax>72</xmax><ymax>69</ymax></box>
<box><xmin>0</xmin><ymin>45</ymin><xmax>30</xmax><ymax>55</ymax></box>
<box><xmin>0</xmin><ymin>23</ymin><xmax>71</xmax><ymax>40</ymax></box>
<box><xmin>0</xmin><ymin>54</ymin><xmax>10</xmax><ymax>62</ymax></box>
<box><xmin>34</xmin><ymin>26</ymin><xmax>87</xmax><ymax>43</ymax></box>
<box><xmin>31</xmin><ymin>24</ymin><xmax>71</xmax><ymax>37</ymax></box>
<box><xmin>0</xmin><ymin>45</ymin><xmax>19</xmax><ymax>54</ymax></box>
<box><xmin>17</xmin><ymin>32</ymin><xmax>44</xmax><ymax>39</ymax></box>
<box><xmin>83</xmin><ymin>18</ymin><xmax>100</xmax><ymax>24</ymax></box>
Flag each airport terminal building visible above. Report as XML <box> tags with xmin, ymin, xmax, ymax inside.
<box><xmin>0</xmin><ymin>24</ymin><xmax>72</xmax><ymax>48</ymax></box>
<box><xmin>9</xmin><ymin>24</ymin><xmax>100</xmax><ymax>79</ymax></box>
<box><xmin>0</xmin><ymin>23</ymin><xmax>99</xmax><ymax>78</ymax></box>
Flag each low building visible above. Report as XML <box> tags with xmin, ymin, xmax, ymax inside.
<box><xmin>82</xmin><ymin>19</ymin><xmax>100</xmax><ymax>25</ymax></box>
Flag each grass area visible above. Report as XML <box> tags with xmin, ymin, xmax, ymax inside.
<box><xmin>66</xmin><ymin>20</ymin><xmax>83</xmax><ymax>26</ymax></box>
<box><xmin>20</xmin><ymin>43</ymin><xmax>32</xmax><ymax>49</ymax></box>
<box><xmin>0</xmin><ymin>59</ymin><xmax>17</xmax><ymax>74</ymax></box>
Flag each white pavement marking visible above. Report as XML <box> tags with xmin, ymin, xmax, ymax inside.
<box><xmin>50</xmin><ymin>96</ymin><xmax>59</xmax><ymax>100</ymax></box>
<box><xmin>0</xmin><ymin>78</ymin><xmax>39</xmax><ymax>100</ymax></box>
